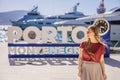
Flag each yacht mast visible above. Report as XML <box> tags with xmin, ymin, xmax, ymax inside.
<box><xmin>73</xmin><ymin>3</ymin><xmax>80</xmax><ymax>12</ymax></box>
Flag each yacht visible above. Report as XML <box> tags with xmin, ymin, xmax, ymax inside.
<box><xmin>11</xmin><ymin>3</ymin><xmax>86</xmax><ymax>29</ymax></box>
<box><xmin>46</xmin><ymin>3</ymin><xmax>85</xmax><ymax>20</ymax></box>
<box><xmin>76</xmin><ymin>7</ymin><xmax>120</xmax><ymax>47</ymax></box>
<box><xmin>54</xmin><ymin>7</ymin><xmax>120</xmax><ymax>51</ymax></box>
<box><xmin>11</xmin><ymin>6</ymin><xmax>44</xmax><ymax>29</ymax></box>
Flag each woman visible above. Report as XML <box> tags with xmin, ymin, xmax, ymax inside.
<box><xmin>78</xmin><ymin>25</ymin><xmax>107</xmax><ymax>80</ymax></box>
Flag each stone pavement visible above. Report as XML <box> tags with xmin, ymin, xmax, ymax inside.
<box><xmin>0</xmin><ymin>43</ymin><xmax>120</xmax><ymax>80</ymax></box>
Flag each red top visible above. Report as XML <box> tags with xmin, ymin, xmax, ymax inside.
<box><xmin>80</xmin><ymin>42</ymin><xmax>106</xmax><ymax>62</ymax></box>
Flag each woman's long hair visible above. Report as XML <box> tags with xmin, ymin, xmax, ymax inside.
<box><xmin>86</xmin><ymin>25</ymin><xmax>106</xmax><ymax>52</ymax></box>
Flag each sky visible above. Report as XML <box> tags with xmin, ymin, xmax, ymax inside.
<box><xmin>0</xmin><ymin>0</ymin><xmax>120</xmax><ymax>16</ymax></box>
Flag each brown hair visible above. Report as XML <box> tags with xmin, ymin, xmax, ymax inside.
<box><xmin>86</xmin><ymin>25</ymin><xmax>106</xmax><ymax>52</ymax></box>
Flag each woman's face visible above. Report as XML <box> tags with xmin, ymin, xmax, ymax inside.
<box><xmin>87</xmin><ymin>29</ymin><xmax>95</xmax><ymax>38</ymax></box>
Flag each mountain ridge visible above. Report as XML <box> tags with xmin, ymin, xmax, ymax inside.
<box><xmin>0</xmin><ymin>10</ymin><xmax>28</xmax><ymax>25</ymax></box>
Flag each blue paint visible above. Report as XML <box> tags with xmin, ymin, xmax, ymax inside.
<box><xmin>8</xmin><ymin>54</ymin><xmax>79</xmax><ymax>58</ymax></box>
<box><xmin>8</xmin><ymin>43</ymin><xmax>80</xmax><ymax>47</ymax></box>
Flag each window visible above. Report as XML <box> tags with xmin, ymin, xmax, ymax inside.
<box><xmin>46</xmin><ymin>22</ymin><xmax>51</xmax><ymax>24</ymax></box>
<box><xmin>112</xmin><ymin>32</ymin><xmax>116</xmax><ymax>35</ymax></box>
<box><xmin>38</xmin><ymin>22</ymin><xmax>43</xmax><ymax>24</ymax></box>
<box><xmin>114</xmin><ymin>9</ymin><xmax>120</xmax><ymax>12</ymax></box>
<box><xmin>85</xmin><ymin>22</ymin><xmax>91</xmax><ymax>24</ymax></box>
<box><xmin>110</xmin><ymin>20</ymin><xmax>120</xmax><ymax>24</ymax></box>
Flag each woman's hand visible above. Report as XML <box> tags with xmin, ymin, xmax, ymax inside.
<box><xmin>78</xmin><ymin>71</ymin><xmax>82</xmax><ymax>78</ymax></box>
<box><xmin>103</xmin><ymin>73</ymin><xmax>107</xmax><ymax>80</ymax></box>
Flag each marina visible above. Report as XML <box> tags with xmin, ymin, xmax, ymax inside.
<box><xmin>0</xmin><ymin>1</ymin><xmax>119</xmax><ymax>55</ymax></box>
<box><xmin>0</xmin><ymin>0</ymin><xmax>120</xmax><ymax>80</ymax></box>
<box><xmin>11</xmin><ymin>3</ymin><xmax>86</xmax><ymax>30</ymax></box>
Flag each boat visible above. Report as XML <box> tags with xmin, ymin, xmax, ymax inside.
<box><xmin>54</xmin><ymin>0</ymin><xmax>120</xmax><ymax>51</ymax></box>
<box><xmin>77</xmin><ymin>7</ymin><xmax>120</xmax><ymax>48</ymax></box>
<box><xmin>54</xmin><ymin>6</ymin><xmax>120</xmax><ymax>51</ymax></box>
<box><xmin>11</xmin><ymin>6</ymin><xmax>44</xmax><ymax>29</ymax></box>
<box><xmin>11</xmin><ymin>3</ymin><xmax>86</xmax><ymax>29</ymax></box>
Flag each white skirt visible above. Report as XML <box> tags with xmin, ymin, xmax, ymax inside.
<box><xmin>81</xmin><ymin>61</ymin><xmax>104</xmax><ymax>80</ymax></box>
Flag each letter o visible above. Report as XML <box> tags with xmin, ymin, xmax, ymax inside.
<box><xmin>71</xmin><ymin>27</ymin><xmax>87</xmax><ymax>43</ymax></box>
<box><xmin>23</xmin><ymin>26</ymin><xmax>40</xmax><ymax>43</ymax></box>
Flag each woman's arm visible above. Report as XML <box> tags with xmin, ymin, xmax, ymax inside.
<box><xmin>78</xmin><ymin>48</ymin><xmax>83</xmax><ymax>71</ymax></box>
<box><xmin>78</xmin><ymin>48</ymin><xmax>83</xmax><ymax>77</ymax></box>
<box><xmin>100</xmin><ymin>54</ymin><xmax>107</xmax><ymax>80</ymax></box>
<box><xmin>100</xmin><ymin>54</ymin><xmax>105</xmax><ymax>75</ymax></box>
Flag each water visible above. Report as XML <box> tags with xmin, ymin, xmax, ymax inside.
<box><xmin>0</xmin><ymin>30</ymin><xmax>8</xmax><ymax>42</ymax></box>
<box><xmin>0</xmin><ymin>25</ymin><xmax>9</xmax><ymax>42</ymax></box>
